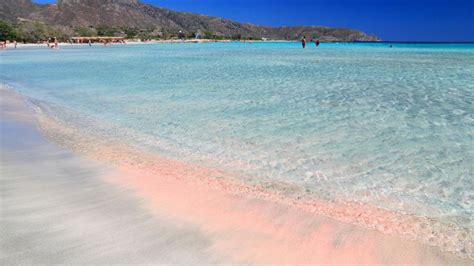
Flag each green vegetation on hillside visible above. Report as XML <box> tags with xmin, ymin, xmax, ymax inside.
<box><xmin>0</xmin><ymin>19</ymin><xmax>70</xmax><ymax>42</ymax></box>
<box><xmin>0</xmin><ymin>20</ymin><xmax>16</xmax><ymax>41</ymax></box>
<box><xmin>0</xmin><ymin>19</ymin><xmax>271</xmax><ymax>43</ymax></box>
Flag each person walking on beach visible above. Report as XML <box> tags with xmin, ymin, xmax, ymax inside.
<box><xmin>301</xmin><ymin>36</ymin><xmax>306</xmax><ymax>48</ymax></box>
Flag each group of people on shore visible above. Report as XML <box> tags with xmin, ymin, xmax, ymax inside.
<box><xmin>301</xmin><ymin>36</ymin><xmax>320</xmax><ymax>48</ymax></box>
<box><xmin>46</xmin><ymin>38</ymin><xmax>59</xmax><ymax>49</ymax></box>
<box><xmin>0</xmin><ymin>40</ymin><xmax>18</xmax><ymax>49</ymax></box>
<box><xmin>1</xmin><ymin>38</ymin><xmax>59</xmax><ymax>49</ymax></box>
<box><xmin>2</xmin><ymin>37</ymin><xmax>319</xmax><ymax>49</ymax></box>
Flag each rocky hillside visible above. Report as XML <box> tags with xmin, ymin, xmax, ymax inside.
<box><xmin>0</xmin><ymin>0</ymin><xmax>379</xmax><ymax>41</ymax></box>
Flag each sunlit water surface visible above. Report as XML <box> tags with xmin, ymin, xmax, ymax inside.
<box><xmin>1</xmin><ymin>42</ymin><xmax>473</xmax><ymax>251</ymax></box>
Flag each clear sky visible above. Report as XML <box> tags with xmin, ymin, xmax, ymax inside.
<box><xmin>33</xmin><ymin>0</ymin><xmax>474</xmax><ymax>42</ymax></box>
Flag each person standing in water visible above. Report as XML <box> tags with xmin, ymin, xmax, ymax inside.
<box><xmin>13</xmin><ymin>40</ymin><xmax>17</xmax><ymax>49</ymax></box>
<box><xmin>315</xmin><ymin>39</ymin><xmax>320</xmax><ymax>47</ymax></box>
<box><xmin>301</xmin><ymin>36</ymin><xmax>306</xmax><ymax>48</ymax></box>
<box><xmin>54</xmin><ymin>37</ymin><xmax>58</xmax><ymax>49</ymax></box>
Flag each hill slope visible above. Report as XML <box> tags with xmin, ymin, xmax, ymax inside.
<box><xmin>0</xmin><ymin>0</ymin><xmax>379</xmax><ymax>41</ymax></box>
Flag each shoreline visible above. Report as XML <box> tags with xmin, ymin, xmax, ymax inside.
<box><xmin>0</xmin><ymin>39</ymin><xmax>296</xmax><ymax>49</ymax></box>
<box><xmin>1</xmin><ymin>86</ymin><xmax>472</xmax><ymax>264</ymax></box>
<box><xmin>0</xmin><ymin>88</ymin><xmax>229</xmax><ymax>264</ymax></box>
<box><xmin>2</xmin><ymin>41</ymin><xmax>471</xmax><ymax>51</ymax></box>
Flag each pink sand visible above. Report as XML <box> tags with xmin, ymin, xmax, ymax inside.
<box><xmin>103</xmin><ymin>163</ymin><xmax>468</xmax><ymax>264</ymax></box>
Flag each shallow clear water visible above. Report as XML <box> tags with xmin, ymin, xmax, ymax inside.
<box><xmin>1</xmin><ymin>42</ymin><xmax>473</xmax><ymax>232</ymax></box>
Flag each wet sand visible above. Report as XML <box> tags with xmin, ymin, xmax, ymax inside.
<box><xmin>0</xmin><ymin>88</ymin><xmax>471</xmax><ymax>264</ymax></box>
<box><xmin>0</xmin><ymin>89</ymin><xmax>228</xmax><ymax>264</ymax></box>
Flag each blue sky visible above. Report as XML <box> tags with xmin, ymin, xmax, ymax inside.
<box><xmin>33</xmin><ymin>0</ymin><xmax>474</xmax><ymax>42</ymax></box>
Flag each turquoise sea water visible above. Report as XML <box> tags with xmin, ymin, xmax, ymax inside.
<box><xmin>1</xmin><ymin>42</ymin><xmax>473</xmax><ymax>252</ymax></box>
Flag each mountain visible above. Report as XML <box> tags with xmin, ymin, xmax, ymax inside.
<box><xmin>0</xmin><ymin>0</ymin><xmax>379</xmax><ymax>41</ymax></box>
